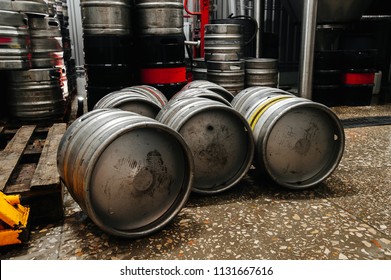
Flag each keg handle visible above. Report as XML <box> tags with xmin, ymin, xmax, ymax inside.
<box><xmin>227</xmin><ymin>14</ymin><xmax>258</xmax><ymax>46</ymax></box>
<box><xmin>184</xmin><ymin>41</ymin><xmax>201</xmax><ymax>48</ymax></box>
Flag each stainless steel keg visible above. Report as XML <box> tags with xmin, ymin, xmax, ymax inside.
<box><xmin>204</xmin><ymin>24</ymin><xmax>243</xmax><ymax>61</ymax></box>
<box><xmin>7</xmin><ymin>68</ymin><xmax>65</xmax><ymax>119</ymax></box>
<box><xmin>135</xmin><ymin>0</ymin><xmax>183</xmax><ymax>35</ymax></box>
<box><xmin>28</xmin><ymin>16</ymin><xmax>64</xmax><ymax>68</ymax></box>
<box><xmin>191</xmin><ymin>58</ymin><xmax>207</xmax><ymax>81</ymax></box>
<box><xmin>80</xmin><ymin>0</ymin><xmax>132</xmax><ymax>35</ymax></box>
<box><xmin>232</xmin><ymin>87</ymin><xmax>345</xmax><ymax>189</ymax></box>
<box><xmin>180</xmin><ymin>80</ymin><xmax>235</xmax><ymax>103</ymax></box>
<box><xmin>245</xmin><ymin>58</ymin><xmax>279</xmax><ymax>88</ymax></box>
<box><xmin>0</xmin><ymin>10</ymin><xmax>30</xmax><ymax>69</ymax></box>
<box><xmin>157</xmin><ymin>97</ymin><xmax>254</xmax><ymax>194</ymax></box>
<box><xmin>93</xmin><ymin>89</ymin><xmax>164</xmax><ymax>118</ymax></box>
<box><xmin>171</xmin><ymin>88</ymin><xmax>232</xmax><ymax>107</ymax></box>
<box><xmin>57</xmin><ymin>109</ymin><xmax>194</xmax><ymax>238</ymax></box>
<box><xmin>207</xmin><ymin>60</ymin><xmax>245</xmax><ymax>95</ymax></box>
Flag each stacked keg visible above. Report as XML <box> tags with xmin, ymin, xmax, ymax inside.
<box><xmin>55</xmin><ymin>0</ymin><xmax>76</xmax><ymax>96</ymax></box>
<box><xmin>134</xmin><ymin>0</ymin><xmax>187</xmax><ymax>99</ymax></box>
<box><xmin>191</xmin><ymin>57</ymin><xmax>207</xmax><ymax>81</ymax></box>
<box><xmin>204</xmin><ymin>24</ymin><xmax>245</xmax><ymax>95</ymax></box>
<box><xmin>245</xmin><ymin>58</ymin><xmax>279</xmax><ymax>88</ymax></box>
<box><xmin>80</xmin><ymin>0</ymin><xmax>136</xmax><ymax>110</ymax></box>
<box><xmin>1</xmin><ymin>0</ymin><xmax>67</xmax><ymax>120</ymax></box>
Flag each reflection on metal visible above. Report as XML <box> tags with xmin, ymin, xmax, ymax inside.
<box><xmin>254</xmin><ymin>0</ymin><xmax>263</xmax><ymax>57</ymax></box>
<box><xmin>298</xmin><ymin>0</ymin><xmax>318</xmax><ymax>99</ymax></box>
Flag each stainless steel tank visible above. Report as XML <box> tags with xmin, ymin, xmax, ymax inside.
<box><xmin>156</xmin><ymin>97</ymin><xmax>254</xmax><ymax>194</ymax></box>
<box><xmin>171</xmin><ymin>88</ymin><xmax>232</xmax><ymax>107</ymax></box>
<box><xmin>57</xmin><ymin>109</ymin><xmax>194</xmax><ymax>238</ymax></box>
<box><xmin>191</xmin><ymin>58</ymin><xmax>207</xmax><ymax>81</ymax></box>
<box><xmin>93</xmin><ymin>89</ymin><xmax>164</xmax><ymax>119</ymax></box>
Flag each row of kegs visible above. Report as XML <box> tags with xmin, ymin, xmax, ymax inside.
<box><xmin>0</xmin><ymin>0</ymin><xmax>76</xmax><ymax>120</ymax></box>
<box><xmin>58</xmin><ymin>81</ymin><xmax>345</xmax><ymax>238</ymax></box>
<box><xmin>192</xmin><ymin>56</ymin><xmax>279</xmax><ymax>93</ymax></box>
<box><xmin>80</xmin><ymin>0</ymin><xmax>187</xmax><ymax>110</ymax></box>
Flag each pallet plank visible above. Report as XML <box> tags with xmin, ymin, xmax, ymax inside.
<box><xmin>30</xmin><ymin>123</ymin><xmax>67</xmax><ymax>189</ymax></box>
<box><xmin>0</xmin><ymin>126</ymin><xmax>36</xmax><ymax>191</ymax></box>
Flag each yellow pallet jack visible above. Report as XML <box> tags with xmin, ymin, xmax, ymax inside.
<box><xmin>0</xmin><ymin>191</ymin><xmax>30</xmax><ymax>246</ymax></box>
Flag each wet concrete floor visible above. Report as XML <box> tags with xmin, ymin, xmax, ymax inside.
<box><xmin>1</xmin><ymin>100</ymin><xmax>391</xmax><ymax>260</ymax></box>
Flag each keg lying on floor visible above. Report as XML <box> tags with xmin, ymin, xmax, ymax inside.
<box><xmin>157</xmin><ymin>97</ymin><xmax>254</xmax><ymax>194</ymax></box>
<box><xmin>93</xmin><ymin>85</ymin><xmax>167</xmax><ymax>118</ymax></box>
<box><xmin>232</xmin><ymin>87</ymin><xmax>345</xmax><ymax>189</ymax></box>
<box><xmin>57</xmin><ymin>109</ymin><xmax>194</xmax><ymax>238</ymax></box>
<box><xmin>171</xmin><ymin>88</ymin><xmax>232</xmax><ymax>106</ymax></box>
<box><xmin>180</xmin><ymin>80</ymin><xmax>234</xmax><ymax>102</ymax></box>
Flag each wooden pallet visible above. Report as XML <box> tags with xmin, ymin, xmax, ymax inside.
<box><xmin>0</xmin><ymin>123</ymin><xmax>67</xmax><ymax>224</ymax></box>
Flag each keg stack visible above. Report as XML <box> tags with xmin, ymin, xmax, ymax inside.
<box><xmin>55</xmin><ymin>0</ymin><xmax>77</xmax><ymax>96</ymax></box>
<box><xmin>0</xmin><ymin>0</ymin><xmax>67</xmax><ymax>120</ymax></box>
<box><xmin>134</xmin><ymin>0</ymin><xmax>187</xmax><ymax>99</ymax></box>
<box><xmin>204</xmin><ymin>24</ymin><xmax>245</xmax><ymax>96</ymax></box>
<box><xmin>80</xmin><ymin>0</ymin><xmax>136</xmax><ymax>110</ymax></box>
<box><xmin>245</xmin><ymin>58</ymin><xmax>279</xmax><ymax>88</ymax></box>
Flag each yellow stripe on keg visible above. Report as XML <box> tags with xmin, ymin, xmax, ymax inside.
<box><xmin>249</xmin><ymin>96</ymin><xmax>293</xmax><ymax>130</ymax></box>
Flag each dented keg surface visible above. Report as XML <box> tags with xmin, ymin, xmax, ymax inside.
<box><xmin>156</xmin><ymin>97</ymin><xmax>254</xmax><ymax>194</ymax></box>
<box><xmin>207</xmin><ymin>60</ymin><xmax>245</xmax><ymax>95</ymax></box>
<box><xmin>57</xmin><ymin>109</ymin><xmax>194</xmax><ymax>238</ymax></box>
<box><xmin>245</xmin><ymin>58</ymin><xmax>279</xmax><ymax>87</ymax></box>
<box><xmin>7</xmin><ymin>68</ymin><xmax>65</xmax><ymax>119</ymax></box>
<box><xmin>80</xmin><ymin>0</ymin><xmax>132</xmax><ymax>35</ymax></box>
<box><xmin>204</xmin><ymin>24</ymin><xmax>243</xmax><ymax>61</ymax></box>
<box><xmin>0</xmin><ymin>0</ymin><xmax>49</xmax><ymax>15</ymax></box>
<box><xmin>135</xmin><ymin>0</ymin><xmax>183</xmax><ymax>35</ymax></box>
<box><xmin>191</xmin><ymin>57</ymin><xmax>207</xmax><ymax>81</ymax></box>
<box><xmin>0</xmin><ymin>10</ymin><xmax>30</xmax><ymax>70</ymax></box>
<box><xmin>93</xmin><ymin>90</ymin><xmax>163</xmax><ymax>118</ymax></box>
<box><xmin>28</xmin><ymin>16</ymin><xmax>64</xmax><ymax>68</ymax></box>
<box><xmin>171</xmin><ymin>88</ymin><xmax>232</xmax><ymax>107</ymax></box>
<box><xmin>180</xmin><ymin>80</ymin><xmax>235</xmax><ymax>103</ymax></box>
<box><xmin>232</xmin><ymin>87</ymin><xmax>345</xmax><ymax>189</ymax></box>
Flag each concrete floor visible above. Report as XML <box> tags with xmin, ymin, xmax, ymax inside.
<box><xmin>1</xmin><ymin>90</ymin><xmax>391</xmax><ymax>260</ymax></box>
